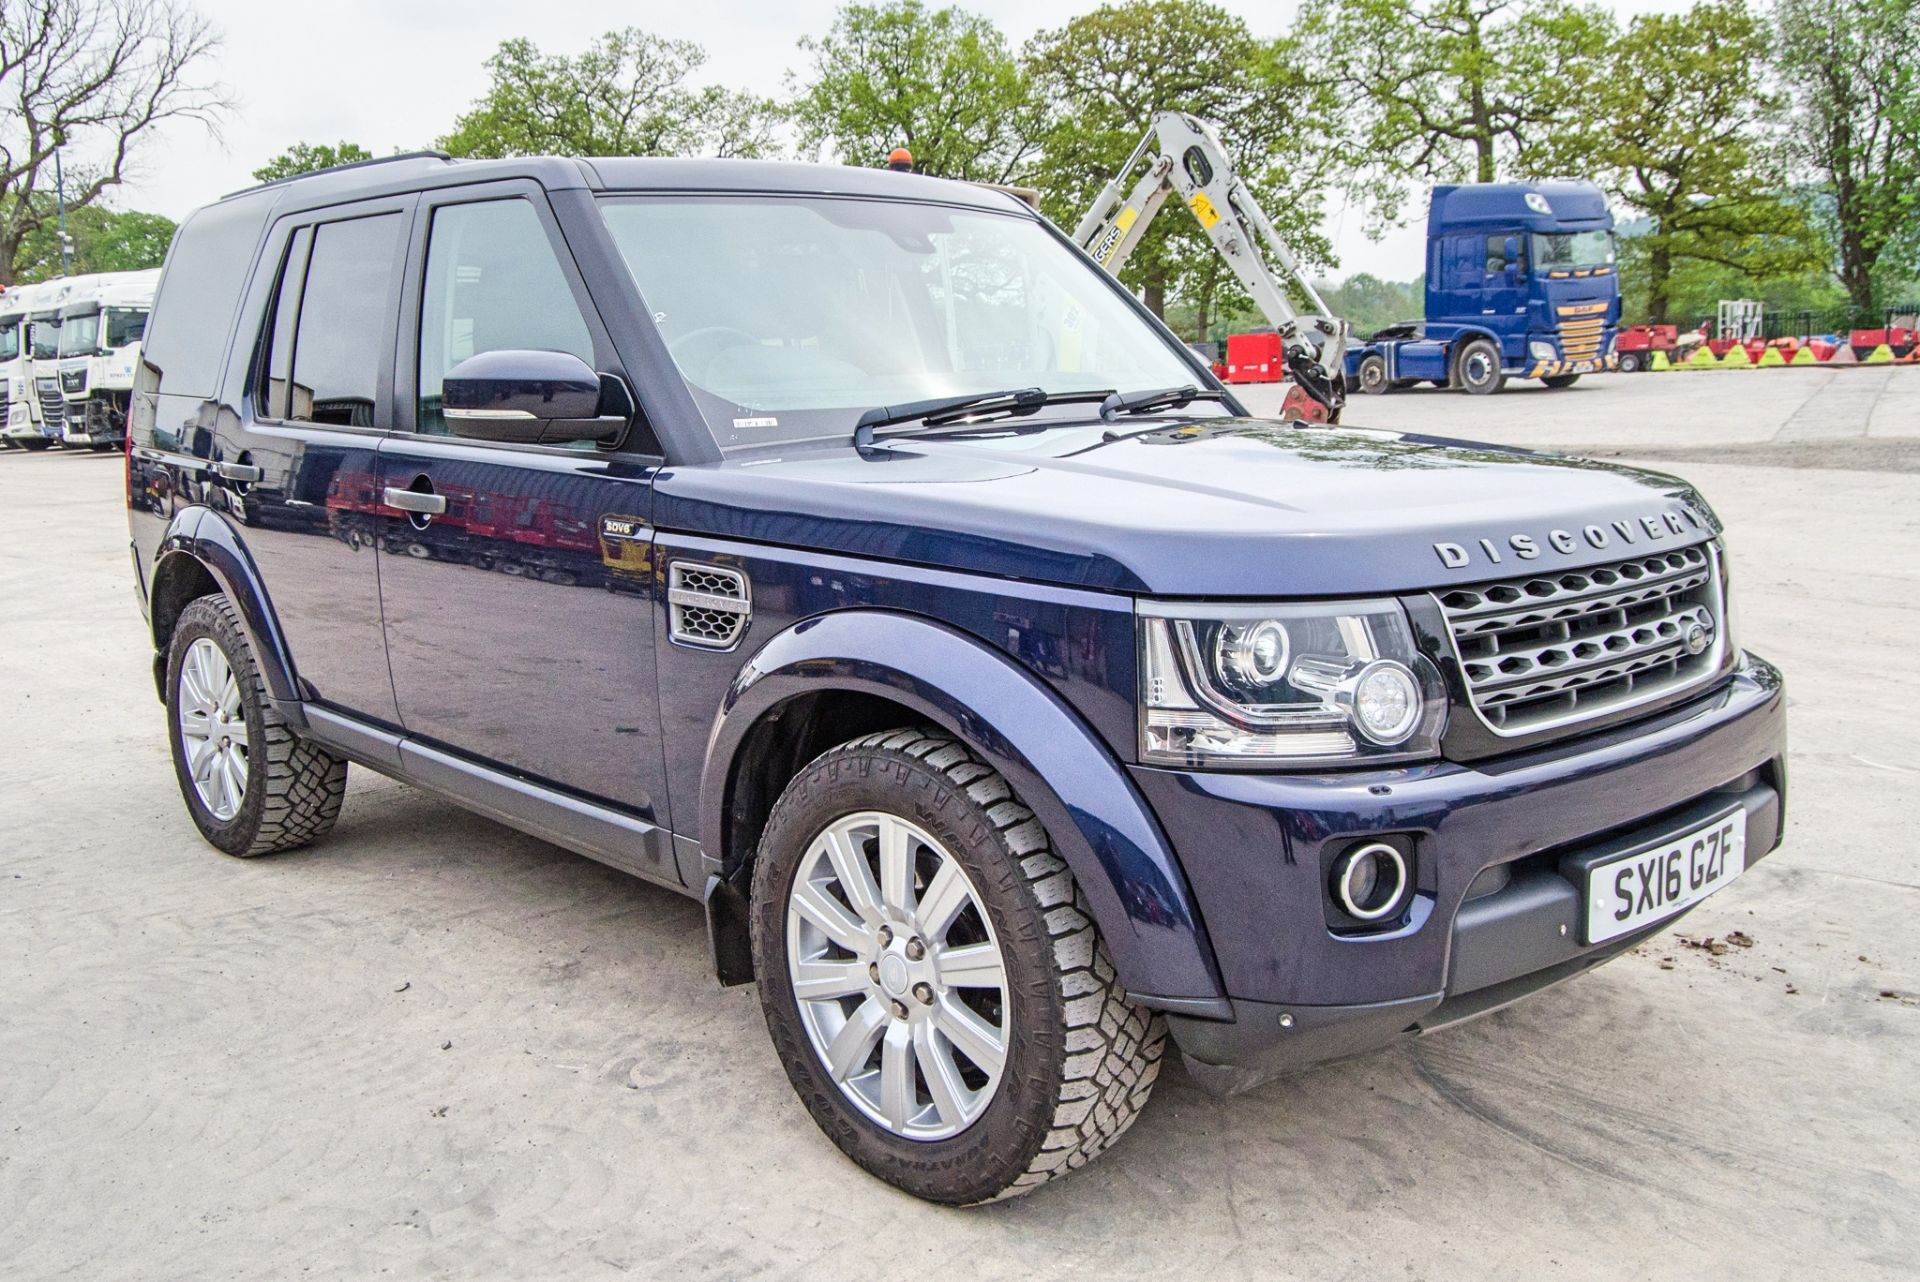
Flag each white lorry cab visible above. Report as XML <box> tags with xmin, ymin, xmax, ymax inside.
<box><xmin>18</xmin><ymin>276</ymin><xmax>104</xmax><ymax>449</ymax></box>
<box><xmin>57</xmin><ymin>270</ymin><xmax>157</xmax><ymax>450</ymax></box>
<box><xmin>0</xmin><ymin>282</ymin><xmax>46</xmax><ymax>447</ymax></box>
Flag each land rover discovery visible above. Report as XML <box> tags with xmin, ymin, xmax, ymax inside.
<box><xmin>127</xmin><ymin>154</ymin><xmax>1787</xmax><ymax>1204</ymax></box>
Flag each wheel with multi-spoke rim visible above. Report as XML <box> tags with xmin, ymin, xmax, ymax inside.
<box><xmin>165</xmin><ymin>595</ymin><xmax>348</xmax><ymax>857</ymax></box>
<box><xmin>751</xmin><ymin>727</ymin><xmax>1165</xmax><ymax>1204</ymax></box>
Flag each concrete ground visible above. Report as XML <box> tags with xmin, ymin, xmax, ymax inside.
<box><xmin>3</xmin><ymin>365</ymin><xmax>1917</xmax><ymax>1280</ymax></box>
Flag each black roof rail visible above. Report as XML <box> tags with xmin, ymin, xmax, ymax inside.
<box><xmin>221</xmin><ymin>149</ymin><xmax>455</xmax><ymax>200</ymax></box>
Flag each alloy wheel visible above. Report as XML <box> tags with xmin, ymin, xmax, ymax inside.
<box><xmin>177</xmin><ymin>636</ymin><xmax>249</xmax><ymax>821</ymax></box>
<box><xmin>784</xmin><ymin>810</ymin><xmax>1010</xmax><ymax>1141</ymax></box>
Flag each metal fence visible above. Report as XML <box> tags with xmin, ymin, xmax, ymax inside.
<box><xmin>1672</xmin><ymin>302</ymin><xmax>1920</xmax><ymax>341</ymax></box>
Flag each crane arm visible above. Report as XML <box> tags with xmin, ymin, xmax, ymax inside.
<box><xmin>1072</xmin><ymin>112</ymin><xmax>1348</xmax><ymax>414</ymax></box>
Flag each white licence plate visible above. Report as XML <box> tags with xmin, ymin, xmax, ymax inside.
<box><xmin>1583</xmin><ymin>809</ymin><xmax>1746</xmax><ymax>944</ymax></box>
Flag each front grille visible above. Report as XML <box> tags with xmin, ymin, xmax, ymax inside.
<box><xmin>667</xmin><ymin>561</ymin><xmax>750</xmax><ymax>649</ymax></box>
<box><xmin>35</xmin><ymin>378</ymin><xmax>63</xmax><ymax>431</ymax></box>
<box><xmin>1556</xmin><ymin>304</ymin><xmax>1607</xmax><ymax>360</ymax></box>
<box><xmin>1437</xmin><ymin>543</ymin><xmax>1723</xmax><ymax>735</ymax></box>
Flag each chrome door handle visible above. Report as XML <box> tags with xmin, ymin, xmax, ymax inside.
<box><xmin>383</xmin><ymin>486</ymin><xmax>447</xmax><ymax>515</ymax></box>
<box><xmin>214</xmin><ymin>461</ymin><xmax>263</xmax><ymax>483</ymax></box>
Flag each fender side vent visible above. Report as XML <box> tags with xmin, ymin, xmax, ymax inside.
<box><xmin>668</xmin><ymin>562</ymin><xmax>750</xmax><ymax>650</ymax></box>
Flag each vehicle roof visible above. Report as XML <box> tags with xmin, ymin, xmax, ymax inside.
<box><xmin>51</xmin><ymin>269</ymin><xmax>161</xmax><ymax>317</ymax></box>
<box><xmin>218</xmin><ymin>153</ymin><xmax>1032</xmax><ymax>219</ymax></box>
<box><xmin>1428</xmin><ymin>180</ymin><xmax>1612</xmax><ymax>232</ymax></box>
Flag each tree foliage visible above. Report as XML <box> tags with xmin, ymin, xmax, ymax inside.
<box><xmin>252</xmin><ymin>141</ymin><xmax>374</xmax><ymax>183</ymax></box>
<box><xmin>1297</xmin><ymin>0</ymin><xmax>1614</xmax><ymax>225</ymax></box>
<box><xmin>9</xmin><ymin>202</ymin><xmax>174</xmax><ymax>281</ymax></box>
<box><xmin>437</xmin><ymin>30</ymin><xmax>780</xmax><ymax>160</ymax></box>
<box><xmin>790</xmin><ymin>1</ymin><xmax>1039</xmax><ymax>182</ymax></box>
<box><xmin>1775</xmin><ymin>0</ymin><xmax>1920</xmax><ymax>309</ymax></box>
<box><xmin>1585</xmin><ymin>0</ymin><xmax>1801</xmax><ymax>322</ymax></box>
<box><xmin>1025</xmin><ymin>1</ymin><xmax>1339</xmax><ymax>331</ymax></box>
<box><xmin>0</xmin><ymin>0</ymin><xmax>227</xmax><ymax>285</ymax></box>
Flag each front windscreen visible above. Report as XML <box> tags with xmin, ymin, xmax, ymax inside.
<box><xmin>0</xmin><ymin>318</ymin><xmax>19</xmax><ymax>362</ymax></box>
<box><xmin>31</xmin><ymin>319</ymin><xmax>59</xmax><ymax>359</ymax></box>
<box><xmin>599</xmin><ymin>194</ymin><xmax>1202</xmax><ymax>449</ymax></box>
<box><xmin>58</xmin><ymin>312</ymin><xmax>100</xmax><ymax>356</ymax></box>
<box><xmin>1532</xmin><ymin>230</ymin><xmax>1615</xmax><ymax>271</ymax></box>
<box><xmin>105</xmin><ymin>306</ymin><xmax>148</xmax><ymax>349</ymax></box>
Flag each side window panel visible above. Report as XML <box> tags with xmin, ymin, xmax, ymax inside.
<box><xmin>257</xmin><ymin>226</ymin><xmax>311</xmax><ymax>420</ymax></box>
<box><xmin>416</xmin><ymin>199</ymin><xmax>593</xmax><ymax>435</ymax></box>
<box><xmin>290</xmin><ymin>213</ymin><xmax>402</xmax><ymax>427</ymax></box>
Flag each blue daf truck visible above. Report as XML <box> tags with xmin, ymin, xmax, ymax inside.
<box><xmin>1346</xmin><ymin>180</ymin><xmax>1621</xmax><ymax>396</ymax></box>
<box><xmin>128</xmin><ymin>155</ymin><xmax>1780</xmax><ymax>1205</ymax></box>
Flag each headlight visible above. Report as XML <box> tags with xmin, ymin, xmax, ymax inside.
<box><xmin>1139</xmin><ymin>600</ymin><xmax>1447</xmax><ymax>768</ymax></box>
<box><xmin>1528</xmin><ymin>340</ymin><xmax>1556</xmax><ymax>361</ymax></box>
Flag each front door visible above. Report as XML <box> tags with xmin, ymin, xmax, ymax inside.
<box><xmin>375</xmin><ymin>186</ymin><xmax>673</xmax><ymax>840</ymax></box>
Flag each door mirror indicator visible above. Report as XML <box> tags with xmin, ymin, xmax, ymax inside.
<box><xmin>442</xmin><ymin>349</ymin><xmax>628</xmax><ymax>447</ymax></box>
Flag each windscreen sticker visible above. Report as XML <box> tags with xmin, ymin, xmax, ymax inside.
<box><xmin>733</xmin><ymin>416</ymin><xmax>779</xmax><ymax>429</ymax></box>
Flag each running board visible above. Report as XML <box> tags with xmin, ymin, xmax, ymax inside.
<box><xmin>300</xmin><ymin>703</ymin><xmax>685</xmax><ymax>893</ymax></box>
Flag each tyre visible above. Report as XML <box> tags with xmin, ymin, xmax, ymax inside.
<box><xmin>751</xmin><ymin>727</ymin><xmax>1165</xmax><ymax>1204</ymax></box>
<box><xmin>165</xmin><ymin>595</ymin><xmax>348</xmax><ymax>857</ymax></box>
<box><xmin>1355</xmin><ymin>353</ymin><xmax>1390</xmax><ymax>395</ymax></box>
<box><xmin>1455</xmin><ymin>338</ymin><xmax>1506</xmax><ymax>395</ymax></box>
<box><xmin>1617</xmin><ymin>351</ymin><xmax>1643</xmax><ymax>373</ymax></box>
<box><xmin>1542</xmin><ymin>373</ymin><xmax>1582</xmax><ymax>389</ymax></box>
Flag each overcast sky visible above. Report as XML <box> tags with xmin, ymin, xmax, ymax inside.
<box><xmin>110</xmin><ymin>0</ymin><xmax>1693</xmax><ymax>283</ymax></box>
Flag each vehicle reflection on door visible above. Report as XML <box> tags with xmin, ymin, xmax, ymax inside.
<box><xmin>373</xmin><ymin>437</ymin><xmax>673</xmax><ymax>843</ymax></box>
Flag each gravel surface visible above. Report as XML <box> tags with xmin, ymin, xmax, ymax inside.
<box><xmin>3</xmin><ymin>369</ymin><xmax>1917</xmax><ymax>1280</ymax></box>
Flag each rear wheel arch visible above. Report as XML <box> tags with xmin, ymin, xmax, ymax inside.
<box><xmin>150</xmin><ymin>510</ymin><xmax>302</xmax><ymax>706</ymax></box>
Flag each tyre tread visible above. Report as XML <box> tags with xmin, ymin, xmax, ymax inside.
<box><xmin>174</xmin><ymin>595</ymin><xmax>347</xmax><ymax>857</ymax></box>
<box><xmin>827</xmin><ymin>727</ymin><xmax>1166</xmax><ymax>1203</ymax></box>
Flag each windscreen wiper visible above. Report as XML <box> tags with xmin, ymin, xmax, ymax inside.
<box><xmin>854</xmin><ymin>388</ymin><xmax>1115</xmax><ymax>448</ymax></box>
<box><xmin>1098</xmin><ymin>385</ymin><xmax>1231</xmax><ymax>419</ymax></box>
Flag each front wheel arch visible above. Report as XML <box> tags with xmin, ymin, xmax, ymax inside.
<box><xmin>701</xmin><ymin>612</ymin><xmax>1226</xmax><ymax>1008</ymax></box>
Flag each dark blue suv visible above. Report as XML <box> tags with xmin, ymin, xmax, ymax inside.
<box><xmin>127</xmin><ymin>155</ymin><xmax>1787</xmax><ymax>1204</ymax></box>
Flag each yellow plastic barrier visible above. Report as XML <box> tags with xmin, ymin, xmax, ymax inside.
<box><xmin>1722</xmin><ymin>343</ymin><xmax>1753</xmax><ymax>367</ymax></box>
<box><xmin>1863</xmin><ymin>344</ymin><xmax>1896</xmax><ymax>365</ymax></box>
<box><xmin>1756</xmin><ymin>346</ymin><xmax>1786</xmax><ymax>367</ymax></box>
<box><xmin>1790</xmin><ymin>344</ymin><xmax>1819</xmax><ymax>365</ymax></box>
<box><xmin>1650</xmin><ymin>349</ymin><xmax>1672</xmax><ymax>371</ymax></box>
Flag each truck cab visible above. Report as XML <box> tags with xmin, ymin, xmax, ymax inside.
<box><xmin>0</xmin><ymin>283</ymin><xmax>43</xmax><ymax>447</ymax></box>
<box><xmin>1346</xmin><ymin>180</ymin><xmax>1621</xmax><ymax>396</ymax></box>
<box><xmin>56</xmin><ymin>270</ymin><xmax>158</xmax><ymax>451</ymax></box>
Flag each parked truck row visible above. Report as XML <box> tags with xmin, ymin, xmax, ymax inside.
<box><xmin>0</xmin><ymin>269</ymin><xmax>160</xmax><ymax>452</ymax></box>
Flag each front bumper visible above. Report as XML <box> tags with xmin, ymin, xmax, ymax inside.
<box><xmin>1526</xmin><ymin>353</ymin><xmax>1619</xmax><ymax>378</ymax></box>
<box><xmin>1132</xmin><ymin>652</ymin><xmax>1786</xmax><ymax>1093</ymax></box>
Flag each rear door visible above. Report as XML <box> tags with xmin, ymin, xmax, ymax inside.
<box><xmin>374</xmin><ymin>183</ymin><xmax>675</xmax><ymax>846</ymax></box>
<box><xmin>215</xmin><ymin>199</ymin><xmax>413</xmax><ymax>724</ymax></box>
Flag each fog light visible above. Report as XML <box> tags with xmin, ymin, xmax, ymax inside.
<box><xmin>1349</xmin><ymin>660</ymin><xmax>1420</xmax><ymax>745</ymax></box>
<box><xmin>1528</xmin><ymin>341</ymin><xmax>1556</xmax><ymax>361</ymax></box>
<box><xmin>1333</xmin><ymin>843</ymin><xmax>1408</xmax><ymax>921</ymax></box>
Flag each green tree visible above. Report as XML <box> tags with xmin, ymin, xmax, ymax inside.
<box><xmin>791</xmin><ymin>2</ymin><xmax>1040</xmax><ymax>181</ymax></box>
<box><xmin>438</xmin><ymin>30</ymin><xmax>780</xmax><ymax>160</ymax></box>
<box><xmin>0</xmin><ymin>0</ymin><xmax>227</xmax><ymax>285</ymax></box>
<box><xmin>1297</xmin><ymin>0</ymin><xmax>1615</xmax><ymax>226</ymax></box>
<box><xmin>252</xmin><ymin>141</ymin><xmax>375</xmax><ymax>183</ymax></box>
<box><xmin>1025</xmin><ymin>1</ymin><xmax>1338</xmax><ymax>329</ymax></box>
<box><xmin>1589</xmin><ymin>0</ymin><xmax>1803</xmax><ymax>323</ymax></box>
<box><xmin>1775</xmin><ymin>0</ymin><xmax>1920</xmax><ymax>310</ymax></box>
<box><xmin>10</xmin><ymin>203</ymin><xmax>176</xmax><ymax>281</ymax></box>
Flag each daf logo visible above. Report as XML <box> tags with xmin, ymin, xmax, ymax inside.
<box><xmin>1433</xmin><ymin>508</ymin><xmax>1703</xmax><ymax>569</ymax></box>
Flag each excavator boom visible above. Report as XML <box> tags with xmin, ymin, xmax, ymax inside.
<box><xmin>1072</xmin><ymin>112</ymin><xmax>1348</xmax><ymax>420</ymax></box>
